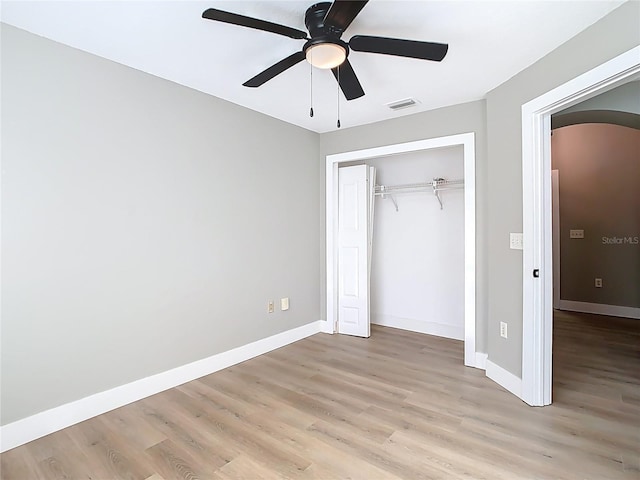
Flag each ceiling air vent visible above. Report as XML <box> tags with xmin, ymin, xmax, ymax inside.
<box><xmin>386</xmin><ymin>98</ymin><xmax>420</xmax><ymax>111</ymax></box>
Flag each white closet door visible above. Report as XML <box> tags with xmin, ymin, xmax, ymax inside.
<box><xmin>338</xmin><ymin>165</ymin><xmax>371</xmax><ymax>337</ymax></box>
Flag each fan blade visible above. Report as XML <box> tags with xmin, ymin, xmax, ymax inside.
<box><xmin>349</xmin><ymin>35</ymin><xmax>448</xmax><ymax>61</ymax></box>
<box><xmin>323</xmin><ymin>1</ymin><xmax>369</xmax><ymax>35</ymax></box>
<box><xmin>331</xmin><ymin>60</ymin><xmax>365</xmax><ymax>100</ymax></box>
<box><xmin>202</xmin><ymin>8</ymin><xmax>308</xmax><ymax>40</ymax></box>
<box><xmin>243</xmin><ymin>51</ymin><xmax>306</xmax><ymax>87</ymax></box>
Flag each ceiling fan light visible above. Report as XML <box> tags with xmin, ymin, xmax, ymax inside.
<box><xmin>306</xmin><ymin>43</ymin><xmax>346</xmax><ymax>69</ymax></box>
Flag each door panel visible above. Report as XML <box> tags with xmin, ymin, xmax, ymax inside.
<box><xmin>337</xmin><ymin>165</ymin><xmax>370</xmax><ymax>337</ymax></box>
<box><xmin>339</xmin><ymin>247</ymin><xmax>359</xmax><ymax>297</ymax></box>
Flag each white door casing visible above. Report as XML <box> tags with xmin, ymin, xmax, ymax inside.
<box><xmin>552</xmin><ymin>170</ymin><xmax>560</xmax><ymax>310</ymax></box>
<box><xmin>521</xmin><ymin>46</ymin><xmax>640</xmax><ymax>406</ymax></box>
<box><xmin>337</xmin><ymin>165</ymin><xmax>371</xmax><ymax>337</ymax></box>
<box><xmin>326</xmin><ymin>132</ymin><xmax>478</xmax><ymax>368</ymax></box>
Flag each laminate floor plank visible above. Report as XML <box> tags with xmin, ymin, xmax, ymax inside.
<box><xmin>27</xmin><ymin>430</ymin><xmax>109</xmax><ymax>480</ymax></box>
<box><xmin>158</xmin><ymin>387</ymin><xmax>312</xmax><ymax>477</ymax></box>
<box><xmin>67</xmin><ymin>418</ymin><xmax>155</xmax><ymax>480</ymax></box>
<box><xmin>1</xmin><ymin>310</ymin><xmax>638</xmax><ymax>479</ymax></box>
<box><xmin>242</xmin><ymin>408</ymin><xmax>403</xmax><ymax>480</ymax></box>
<box><xmin>101</xmin><ymin>403</ymin><xmax>168</xmax><ymax>451</ymax></box>
<box><xmin>306</xmin><ymin>419</ymin><xmax>437</xmax><ymax>480</ymax></box>
<box><xmin>132</xmin><ymin>399</ymin><xmax>234</xmax><ymax>472</ymax></box>
<box><xmin>144</xmin><ymin>439</ymin><xmax>221</xmax><ymax>480</ymax></box>
<box><xmin>27</xmin><ymin>429</ymin><xmax>117</xmax><ymax>480</ymax></box>
<box><xmin>384</xmin><ymin>429</ymin><xmax>520</xmax><ymax>480</ymax></box>
<box><xmin>0</xmin><ymin>447</ymin><xmax>42</xmax><ymax>480</ymax></box>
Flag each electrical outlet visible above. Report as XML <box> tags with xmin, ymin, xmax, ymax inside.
<box><xmin>267</xmin><ymin>301</ymin><xmax>275</xmax><ymax>313</ymax></box>
<box><xmin>570</xmin><ymin>229</ymin><xmax>585</xmax><ymax>239</ymax></box>
<box><xmin>595</xmin><ymin>278</ymin><xmax>603</xmax><ymax>288</ymax></box>
<box><xmin>280</xmin><ymin>297</ymin><xmax>289</xmax><ymax>311</ymax></box>
<box><xmin>500</xmin><ymin>322</ymin><xmax>508</xmax><ymax>339</ymax></box>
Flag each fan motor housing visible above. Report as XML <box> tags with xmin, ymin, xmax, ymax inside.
<box><xmin>304</xmin><ymin>2</ymin><xmax>350</xmax><ymax>63</ymax></box>
<box><xmin>305</xmin><ymin>2</ymin><xmax>335</xmax><ymax>37</ymax></box>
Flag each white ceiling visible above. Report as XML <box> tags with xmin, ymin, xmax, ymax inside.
<box><xmin>0</xmin><ymin>1</ymin><xmax>626</xmax><ymax>133</ymax></box>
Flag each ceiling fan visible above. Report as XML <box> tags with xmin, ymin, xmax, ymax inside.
<box><xmin>202</xmin><ymin>1</ymin><xmax>449</xmax><ymax>101</ymax></box>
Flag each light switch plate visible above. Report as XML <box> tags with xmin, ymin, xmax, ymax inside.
<box><xmin>510</xmin><ymin>233</ymin><xmax>523</xmax><ymax>250</ymax></box>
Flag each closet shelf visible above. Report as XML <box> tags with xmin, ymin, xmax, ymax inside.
<box><xmin>374</xmin><ymin>178</ymin><xmax>464</xmax><ymax>210</ymax></box>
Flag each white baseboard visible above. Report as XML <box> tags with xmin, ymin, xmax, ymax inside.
<box><xmin>558</xmin><ymin>300</ymin><xmax>640</xmax><ymax>319</ymax></box>
<box><xmin>319</xmin><ymin>319</ymin><xmax>335</xmax><ymax>334</ymax></box>
<box><xmin>372</xmin><ymin>314</ymin><xmax>463</xmax><ymax>341</ymax></box>
<box><xmin>0</xmin><ymin>320</ymin><xmax>323</xmax><ymax>453</ymax></box>
<box><xmin>474</xmin><ymin>352</ymin><xmax>488</xmax><ymax>370</ymax></box>
<box><xmin>486</xmin><ymin>360</ymin><xmax>522</xmax><ymax>399</ymax></box>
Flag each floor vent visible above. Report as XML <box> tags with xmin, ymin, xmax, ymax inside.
<box><xmin>386</xmin><ymin>98</ymin><xmax>419</xmax><ymax>111</ymax></box>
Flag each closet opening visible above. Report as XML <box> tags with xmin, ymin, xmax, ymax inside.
<box><xmin>325</xmin><ymin>133</ymin><xmax>480</xmax><ymax>368</ymax></box>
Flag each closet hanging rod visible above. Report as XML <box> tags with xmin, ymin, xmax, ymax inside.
<box><xmin>374</xmin><ymin>178</ymin><xmax>464</xmax><ymax>210</ymax></box>
<box><xmin>374</xmin><ymin>179</ymin><xmax>463</xmax><ymax>194</ymax></box>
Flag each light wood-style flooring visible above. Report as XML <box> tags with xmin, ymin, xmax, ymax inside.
<box><xmin>2</xmin><ymin>311</ymin><xmax>639</xmax><ymax>479</ymax></box>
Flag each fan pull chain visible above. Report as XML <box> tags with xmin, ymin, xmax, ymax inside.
<box><xmin>336</xmin><ymin>66</ymin><xmax>341</xmax><ymax>128</ymax></box>
<box><xmin>309</xmin><ymin>52</ymin><xmax>314</xmax><ymax>118</ymax></box>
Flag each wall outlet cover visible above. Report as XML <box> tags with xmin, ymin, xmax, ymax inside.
<box><xmin>570</xmin><ymin>229</ymin><xmax>585</xmax><ymax>239</ymax></box>
<box><xmin>500</xmin><ymin>322</ymin><xmax>508</xmax><ymax>339</ymax></box>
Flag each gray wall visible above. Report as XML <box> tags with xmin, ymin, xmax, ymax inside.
<box><xmin>553</xmin><ymin>81</ymin><xmax>640</xmax><ymax>129</ymax></box>
<box><xmin>553</xmin><ymin>123</ymin><xmax>640</xmax><ymax>308</ymax></box>
<box><xmin>1</xmin><ymin>25</ymin><xmax>320</xmax><ymax>425</ymax></box>
<box><xmin>485</xmin><ymin>1</ymin><xmax>640</xmax><ymax>376</ymax></box>
<box><xmin>561</xmin><ymin>81</ymin><xmax>640</xmax><ymax>116</ymax></box>
<box><xmin>319</xmin><ymin>101</ymin><xmax>489</xmax><ymax>354</ymax></box>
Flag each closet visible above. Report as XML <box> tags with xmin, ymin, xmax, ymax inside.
<box><xmin>337</xmin><ymin>145</ymin><xmax>465</xmax><ymax>341</ymax></box>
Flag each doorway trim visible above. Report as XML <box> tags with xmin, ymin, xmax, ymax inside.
<box><xmin>521</xmin><ymin>45</ymin><xmax>640</xmax><ymax>406</ymax></box>
<box><xmin>326</xmin><ymin>132</ymin><xmax>479</xmax><ymax>368</ymax></box>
